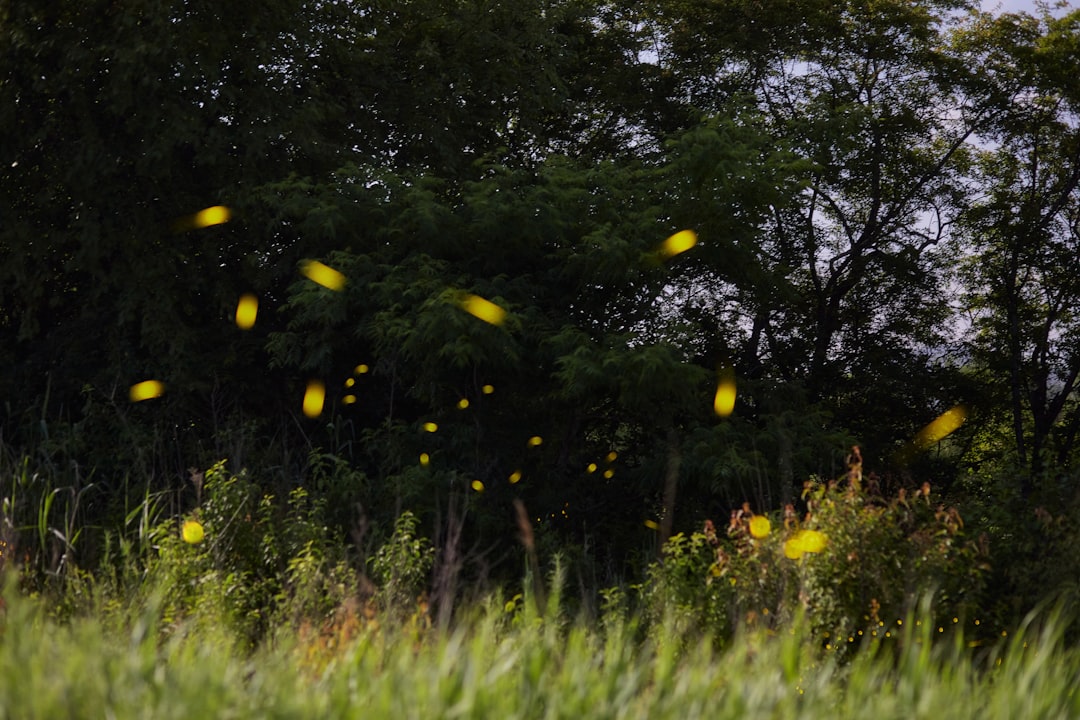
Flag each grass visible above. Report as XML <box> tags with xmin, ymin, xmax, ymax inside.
<box><xmin>1</xmin><ymin>577</ymin><xmax>1079</xmax><ymax>720</ymax></box>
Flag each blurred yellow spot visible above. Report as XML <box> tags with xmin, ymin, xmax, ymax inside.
<box><xmin>586</xmin><ymin>463</ymin><xmax>597</xmax><ymax>473</ymax></box>
<box><xmin>603</xmin><ymin>469</ymin><xmax>615</xmax><ymax>479</ymax></box>
<box><xmin>659</xmin><ymin>229</ymin><xmax>698</xmax><ymax>259</ymax></box>
<box><xmin>343</xmin><ymin>395</ymin><xmax>357</xmax><ymax>405</ymax></box>
<box><xmin>784</xmin><ymin>538</ymin><xmax>804</xmax><ymax>560</ymax></box>
<box><xmin>419</xmin><ymin>453</ymin><xmax>430</xmax><ymax>466</ymax></box>
<box><xmin>345</xmin><ymin>378</ymin><xmax>355</xmax><ymax>388</ymax></box>
<box><xmin>527</xmin><ymin>436</ymin><xmax>543</xmax><ymax>447</ymax></box>
<box><xmin>129</xmin><ymin>380</ymin><xmax>165</xmax><ymax>402</ymax></box>
<box><xmin>606</xmin><ymin>451</ymin><xmax>617</xmax><ymax>463</ymax></box>
<box><xmin>235</xmin><ymin>293</ymin><xmax>258</xmax><ymax>330</ymax></box>
<box><xmin>784</xmin><ymin>528</ymin><xmax>827</xmax><ymax>559</ymax></box>
<box><xmin>301</xmin><ymin>260</ymin><xmax>346</xmax><ymax>291</ymax></box>
<box><xmin>913</xmin><ymin>405</ymin><xmax>968</xmax><ymax>448</ymax></box>
<box><xmin>423</xmin><ymin>422</ymin><xmax>438</xmax><ymax>433</ymax></box>
<box><xmin>644</xmin><ymin>519</ymin><xmax>659</xmax><ymax>530</ymax></box>
<box><xmin>461</xmin><ymin>294</ymin><xmax>507</xmax><ymax>326</ymax></box>
<box><xmin>457</xmin><ymin>398</ymin><xmax>470</xmax><ymax>410</ymax></box>
<box><xmin>356</xmin><ymin>364</ymin><xmax>369</xmax><ymax>374</ymax></box>
<box><xmin>749</xmin><ymin>515</ymin><xmax>771</xmax><ymax>539</ymax></box>
<box><xmin>714</xmin><ymin>366</ymin><xmax>736</xmax><ymax>417</ymax></box>
<box><xmin>509</xmin><ymin>470</ymin><xmax>522</xmax><ymax>484</ymax></box>
<box><xmin>302</xmin><ymin>381</ymin><xmax>325</xmax><ymax>418</ymax></box>
<box><xmin>482</xmin><ymin>384</ymin><xmax>494</xmax><ymax>394</ymax></box>
<box><xmin>182</xmin><ymin>520</ymin><xmax>205</xmax><ymax>544</ymax></box>
<box><xmin>471</xmin><ymin>480</ymin><xmax>485</xmax><ymax>492</ymax></box>
<box><xmin>193</xmin><ymin>205</ymin><xmax>231</xmax><ymax>228</ymax></box>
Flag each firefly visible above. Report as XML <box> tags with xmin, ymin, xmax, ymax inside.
<box><xmin>301</xmin><ymin>260</ymin><xmax>346</xmax><ymax>291</ymax></box>
<box><xmin>129</xmin><ymin>380</ymin><xmax>165</xmax><ymax>402</ymax></box>
<box><xmin>235</xmin><ymin>293</ymin><xmax>258</xmax><ymax>330</ymax></box>
<box><xmin>659</xmin><ymin>229</ymin><xmax>698</xmax><ymax>259</ymax></box>
<box><xmin>461</xmin><ymin>294</ymin><xmax>507</xmax><ymax>326</ymax></box>
<box><xmin>714</xmin><ymin>365</ymin><xmax>736</xmax><ymax>417</ymax></box>
<box><xmin>302</xmin><ymin>380</ymin><xmax>325</xmax><ymax>418</ymax></box>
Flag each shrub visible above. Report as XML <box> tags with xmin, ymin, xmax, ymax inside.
<box><xmin>646</xmin><ymin>477</ymin><xmax>988</xmax><ymax>648</ymax></box>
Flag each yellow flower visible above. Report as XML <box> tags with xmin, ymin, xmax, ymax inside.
<box><xmin>749</xmin><ymin>515</ymin><xmax>771</xmax><ymax>539</ymax></box>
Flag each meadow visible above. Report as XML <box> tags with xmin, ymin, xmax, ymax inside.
<box><xmin>2</xmin><ymin>570</ymin><xmax>1079</xmax><ymax>720</ymax></box>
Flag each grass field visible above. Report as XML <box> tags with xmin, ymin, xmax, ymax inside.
<box><xmin>1</xmin><ymin>580</ymin><xmax>1078</xmax><ymax>720</ymax></box>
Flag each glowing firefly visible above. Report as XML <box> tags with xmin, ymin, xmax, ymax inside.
<box><xmin>174</xmin><ymin>205</ymin><xmax>231</xmax><ymax>232</ymax></box>
<box><xmin>461</xmin><ymin>294</ymin><xmax>507</xmax><ymax>326</ymax></box>
<box><xmin>182</xmin><ymin>520</ymin><xmax>205</xmax><ymax>544</ymax></box>
<box><xmin>301</xmin><ymin>260</ymin><xmax>346</xmax><ymax>291</ymax></box>
<box><xmin>192</xmin><ymin>206</ymin><xmax>231</xmax><ymax>228</ymax></box>
<box><xmin>129</xmin><ymin>380</ymin><xmax>165</xmax><ymax>402</ymax></box>
<box><xmin>659</xmin><ymin>230</ymin><xmax>698</xmax><ymax>259</ymax></box>
<box><xmin>235</xmin><ymin>293</ymin><xmax>258</xmax><ymax>330</ymax></box>
<box><xmin>749</xmin><ymin>516</ymin><xmax>771</xmax><ymax>539</ymax></box>
<box><xmin>714</xmin><ymin>365</ymin><xmax>736</xmax><ymax>417</ymax></box>
<box><xmin>302</xmin><ymin>380</ymin><xmax>325</xmax><ymax>418</ymax></box>
<box><xmin>913</xmin><ymin>405</ymin><xmax>968</xmax><ymax>449</ymax></box>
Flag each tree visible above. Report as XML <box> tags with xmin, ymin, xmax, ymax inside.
<box><xmin>960</xmin><ymin>8</ymin><xmax>1080</xmax><ymax>488</ymax></box>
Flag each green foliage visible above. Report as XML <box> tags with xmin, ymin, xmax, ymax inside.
<box><xmin>369</xmin><ymin>511</ymin><xmax>434</xmax><ymax>614</ymax></box>
<box><xmin>645</xmin><ymin>479</ymin><xmax>988</xmax><ymax>648</ymax></box>
<box><xmin>3</xmin><ymin>573</ymin><xmax>1080</xmax><ymax>719</ymax></box>
<box><xmin>136</xmin><ymin>460</ymin><xmax>347</xmax><ymax>644</ymax></box>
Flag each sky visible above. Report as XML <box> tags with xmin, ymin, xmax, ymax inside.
<box><xmin>980</xmin><ymin>0</ymin><xmax>1074</xmax><ymax>13</ymax></box>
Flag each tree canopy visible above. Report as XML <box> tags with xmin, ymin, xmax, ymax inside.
<box><xmin>2</xmin><ymin>0</ymin><xmax>1079</xmax><ymax>586</ymax></box>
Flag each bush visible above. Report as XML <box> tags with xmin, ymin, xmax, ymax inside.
<box><xmin>645</xmin><ymin>477</ymin><xmax>988</xmax><ymax>649</ymax></box>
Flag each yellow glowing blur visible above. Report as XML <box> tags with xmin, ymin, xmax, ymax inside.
<box><xmin>659</xmin><ymin>229</ymin><xmax>698</xmax><ymax>259</ymax></box>
<box><xmin>913</xmin><ymin>405</ymin><xmax>969</xmax><ymax>448</ymax></box>
<box><xmin>471</xmin><ymin>480</ymin><xmax>485</xmax><ymax>492</ymax></box>
<box><xmin>356</xmin><ymin>364</ymin><xmax>369</xmax><ymax>374</ymax></box>
<box><xmin>603</xmin><ymin>469</ymin><xmax>615</xmax><ymax>479</ymax></box>
<box><xmin>586</xmin><ymin>463</ymin><xmax>597</xmax><ymax>473</ymax></box>
<box><xmin>423</xmin><ymin>422</ymin><xmax>438</xmax><ymax>433</ymax></box>
<box><xmin>749</xmin><ymin>516</ymin><xmax>771</xmax><ymax>539</ymax></box>
<box><xmin>784</xmin><ymin>529</ymin><xmax>827</xmax><ymax>559</ymax></box>
<box><xmin>420</xmin><ymin>453</ymin><xmax>430</xmax><ymax>466</ymax></box>
<box><xmin>129</xmin><ymin>380</ymin><xmax>165</xmax><ymax>402</ymax></box>
<box><xmin>457</xmin><ymin>398</ymin><xmax>470</xmax><ymax>409</ymax></box>
<box><xmin>509</xmin><ymin>470</ymin><xmax>522</xmax><ymax>484</ymax></box>
<box><xmin>644</xmin><ymin>519</ymin><xmax>659</xmax><ymax>530</ymax></box>
<box><xmin>235</xmin><ymin>293</ymin><xmax>258</xmax><ymax>330</ymax></box>
<box><xmin>606</xmin><ymin>451</ymin><xmax>618</xmax><ymax>463</ymax></box>
<box><xmin>182</xmin><ymin>520</ymin><xmax>205</xmax><ymax>544</ymax></box>
<box><xmin>193</xmin><ymin>205</ymin><xmax>231</xmax><ymax>228</ymax></box>
<box><xmin>461</xmin><ymin>294</ymin><xmax>507</xmax><ymax>326</ymax></box>
<box><xmin>302</xmin><ymin>380</ymin><xmax>325</xmax><ymax>418</ymax></box>
<box><xmin>482</xmin><ymin>384</ymin><xmax>494</xmax><ymax>394</ymax></box>
<box><xmin>714</xmin><ymin>366</ymin><xmax>736</xmax><ymax>417</ymax></box>
<box><xmin>527</xmin><ymin>436</ymin><xmax>543</xmax><ymax>447</ymax></box>
<box><xmin>343</xmin><ymin>394</ymin><xmax>357</xmax><ymax>405</ymax></box>
<box><xmin>301</xmin><ymin>260</ymin><xmax>346</xmax><ymax>291</ymax></box>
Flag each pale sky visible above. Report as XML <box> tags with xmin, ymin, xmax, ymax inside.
<box><xmin>980</xmin><ymin>0</ymin><xmax>1074</xmax><ymax>14</ymax></box>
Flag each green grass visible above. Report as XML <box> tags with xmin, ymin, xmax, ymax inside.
<box><xmin>2</xmin><ymin>582</ymin><xmax>1079</xmax><ymax>720</ymax></box>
